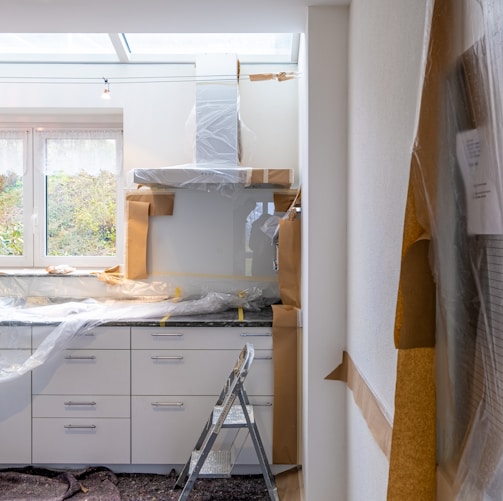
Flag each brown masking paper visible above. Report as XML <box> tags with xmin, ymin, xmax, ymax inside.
<box><xmin>326</xmin><ymin>351</ymin><xmax>393</xmax><ymax>459</ymax></box>
<box><xmin>272</xmin><ymin>304</ymin><xmax>299</xmax><ymax>464</ymax></box>
<box><xmin>278</xmin><ymin>192</ymin><xmax>301</xmax><ymax>308</ymax></box>
<box><xmin>249</xmin><ymin>169</ymin><xmax>293</xmax><ymax>187</ymax></box>
<box><xmin>274</xmin><ymin>191</ymin><xmax>302</xmax><ymax>213</ymax></box>
<box><xmin>125</xmin><ymin>193</ymin><xmax>175</xmax><ymax>216</ymax></box>
<box><xmin>126</xmin><ymin>200</ymin><xmax>150</xmax><ymax>280</ymax></box>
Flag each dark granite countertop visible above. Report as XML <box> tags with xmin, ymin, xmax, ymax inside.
<box><xmin>109</xmin><ymin>307</ymin><xmax>273</xmax><ymax>327</ymax></box>
<box><xmin>0</xmin><ymin>307</ymin><xmax>274</xmax><ymax>328</ymax></box>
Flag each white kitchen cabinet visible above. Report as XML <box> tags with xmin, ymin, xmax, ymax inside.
<box><xmin>0</xmin><ymin>323</ymin><xmax>274</xmax><ymax>470</ymax></box>
<box><xmin>0</xmin><ymin>326</ymin><xmax>32</xmax><ymax>464</ymax></box>
<box><xmin>131</xmin><ymin>326</ymin><xmax>274</xmax><ymax>466</ymax></box>
<box><xmin>31</xmin><ymin>326</ymin><xmax>131</xmax><ymax>464</ymax></box>
<box><xmin>0</xmin><ymin>324</ymin><xmax>32</xmax><ymax>463</ymax></box>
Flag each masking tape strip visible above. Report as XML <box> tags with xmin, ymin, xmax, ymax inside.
<box><xmin>326</xmin><ymin>351</ymin><xmax>393</xmax><ymax>459</ymax></box>
<box><xmin>160</xmin><ymin>314</ymin><xmax>171</xmax><ymax>327</ymax></box>
<box><xmin>149</xmin><ymin>271</ymin><xmax>278</xmax><ymax>282</ymax></box>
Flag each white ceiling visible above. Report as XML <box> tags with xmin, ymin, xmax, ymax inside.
<box><xmin>0</xmin><ymin>0</ymin><xmax>350</xmax><ymax>34</ymax></box>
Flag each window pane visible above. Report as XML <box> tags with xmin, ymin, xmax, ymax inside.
<box><xmin>44</xmin><ymin>136</ymin><xmax>119</xmax><ymax>257</ymax></box>
<box><xmin>0</xmin><ymin>137</ymin><xmax>24</xmax><ymax>256</ymax></box>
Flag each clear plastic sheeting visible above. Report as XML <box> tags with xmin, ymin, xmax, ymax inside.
<box><xmin>420</xmin><ymin>0</ymin><xmax>503</xmax><ymax>498</ymax></box>
<box><xmin>0</xmin><ymin>288</ymin><xmax>266</xmax><ymax>384</ymax></box>
<box><xmin>132</xmin><ymin>165</ymin><xmax>293</xmax><ymax>193</ymax></box>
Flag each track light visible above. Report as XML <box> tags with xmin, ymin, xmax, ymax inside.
<box><xmin>101</xmin><ymin>78</ymin><xmax>111</xmax><ymax>99</ymax></box>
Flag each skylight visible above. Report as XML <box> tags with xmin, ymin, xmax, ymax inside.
<box><xmin>0</xmin><ymin>33</ymin><xmax>300</xmax><ymax>64</ymax></box>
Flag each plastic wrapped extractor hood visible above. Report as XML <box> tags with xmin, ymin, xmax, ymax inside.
<box><xmin>133</xmin><ymin>54</ymin><xmax>293</xmax><ymax>189</ymax></box>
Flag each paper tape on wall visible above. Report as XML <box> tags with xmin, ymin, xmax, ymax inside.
<box><xmin>326</xmin><ymin>351</ymin><xmax>393</xmax><ymax>459</ymax></box>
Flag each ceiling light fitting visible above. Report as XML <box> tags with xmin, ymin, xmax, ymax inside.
<box><xmin>101</xmin><ymin>77</ymin><xmax>111</xmax><ymax>99</ymax></box>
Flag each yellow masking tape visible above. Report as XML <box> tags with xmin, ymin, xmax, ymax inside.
<box><xmin>160</xmin><ymin>314</ymin><xmax>171</xmax><ymax>327</ymax></box>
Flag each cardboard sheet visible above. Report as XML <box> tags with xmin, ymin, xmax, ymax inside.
<box><xmin>387</xmin><ymin>348</ymin><xmax>436</xmax><ymax>501</ymax></box>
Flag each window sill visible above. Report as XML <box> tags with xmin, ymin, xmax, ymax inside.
<box><xmin>0</xmin><ymin>268</ymin><xmax>103</xmax><ymax>278</ymax></box>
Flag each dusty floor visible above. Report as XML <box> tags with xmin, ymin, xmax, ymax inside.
<box><xmin>0</xmin><ymin>466</ymin><xmax>271</xmax><ymax>500</ymax></box>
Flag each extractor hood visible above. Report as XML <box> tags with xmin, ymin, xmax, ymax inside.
<box><xmin>133</xmin><ymin>54</ymin><xmax>293</xmax><ymax>190</ymax></box>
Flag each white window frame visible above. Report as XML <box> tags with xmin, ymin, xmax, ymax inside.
<box><xmin>0</xmin><ymin>124</ymin><xmax>123</xmax><ymax>269</ymax></box>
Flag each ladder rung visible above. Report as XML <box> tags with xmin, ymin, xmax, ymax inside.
<box><xmin>190</xmin><ymin>450</ymin><xmax>232</xmax><ymax>477</ymax></box>
<box><xmin>213</xmin><ymin>404</ymin><xmax>254</xmax><ymax>426</ymax></box>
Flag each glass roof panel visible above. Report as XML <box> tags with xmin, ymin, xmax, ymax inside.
<box><xmin>0</xmin><ymin>33</ymin><xmax>115</xmax><ymax>55</ymax></box>
<box><xmin>0</xmin><ymin>33</ymin><xmax>299</xmax><ymax>63</ymax></box>
<box><xmin>124</xmin><ymin>33</ymin><xmax>294</xmax><ymax>58</ymax></box>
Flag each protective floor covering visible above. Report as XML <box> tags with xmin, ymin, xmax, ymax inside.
<box><xmin>0</xmin><ymin>466</ymin><xmax>270</xmax><ymax>500</ymax></box>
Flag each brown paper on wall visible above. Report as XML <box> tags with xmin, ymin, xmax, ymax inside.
<box><xmin>272</xmin><ymin>304</ymin><xmax>299</xmax><ymax>464</ymax></box>
<box><xmin>326</xmin><ymin>351</ymin><xmax>393</xmax><ymax>459</ymax></box>
<box><xmin>125</xmin><ymin>193</ymin><xmax>175</xmax><ymax>216</ymax></box>
<box><xmin>274</xmin><ymin>191</ymin><xmax>302</xmax><ymax>213</ymax></box>
<box><xmin>278</xmin><ymin>206</ymin><xmax>301</xmax><ymax>308</ymax></box>
<box><xmin>126</xmin><ymin>200</ymin><xmax>150</xmax><ymax>280</ymax></box>
<box><xmin>249</xmin><ymin>168</ymin><xmax>293</xmax><ymax>187</ymax></box>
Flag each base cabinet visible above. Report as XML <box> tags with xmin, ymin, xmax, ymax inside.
<box><xmin>31</xmin><ymin>326</ymin><xmax>131</xmax><ymax>464</ymax></box>
<box><xmin>1</xmin><ymin>324</ymin><xmax>274</xmax><ymax>470</ymax></box>
<box><xmin>0</xmin><ymin>360</ymin><xmax>31</xmax><ymax>464</ymax></box>
<box><xmin>130</xmin><ymin>326</ymin><xmax>274</xmax><ymax>466</ymax></box>
<box><xmin>0</xmin><ymin>327</ymin><xmax>32</xmax><ymax>464</ymax></box>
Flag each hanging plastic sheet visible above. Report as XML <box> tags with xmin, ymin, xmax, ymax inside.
<box><xmin>395</xmin><ymin>0</ymin><xmax>503</xmax><ymax>498</ymax></box>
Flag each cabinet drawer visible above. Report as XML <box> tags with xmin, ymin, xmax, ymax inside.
<box><xmin>132</xmin><ymin>326</ymin><xmax>272</xmax><ymax>350</ymax></box>
<box><xmin>33</xmin><ymin>395</ymin><xmax>130</xmax><ymax>418</ymax></box>
<box><xmin>131</xmin><ymin>395</ymin><xmax>273</xmax><ymax>465</ymax></box>
<box><xmin>131</xmin><ymin>395</ymin><xmax>216</xmax><ymax>464</ymax></box>
<box><xmin>32</xmin><ymin>350</ymin><xmax>130</xmax><ymax>395</ymax></box>
<box><xmin>132</xmin><ymin>349</ymin><xmax>273</xmax><ymax>396</ymax></box>
<box><xmin>33</xmin><ymin>326</ymin><xmax>130</xmax><ymax>350</ymax></box>
<box><xmin>33</xmin><ymin>418</ymin><xmax>130</xmax><ymax>464</ymax></box>
<box><xmin>0</xmin><ymin>326</ymin><xmax>31</xmax><ymax>349</ymax></box>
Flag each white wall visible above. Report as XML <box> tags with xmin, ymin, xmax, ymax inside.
<box><xmin>347</xmin><ymin>0</ymin><xmax>432</xmax><ymax>499</ymax></box>
<box><xmin>303</xmin><ymin>6</ymin><xmax>348</xmax><ymax>501</ymax></box>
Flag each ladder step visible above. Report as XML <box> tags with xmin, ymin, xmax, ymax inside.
<box><xmin>213</xmin><ymin>404</ymin><xmax>254</xmax><ymax>426</ymax></box>
<box><xmin>190</xmin><ymin>450</ymin><xmax>232</xmax><ymax>477</ymax></box>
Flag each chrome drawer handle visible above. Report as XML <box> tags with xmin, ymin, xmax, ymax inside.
<box><xmin>151</xmin><ymin>355</ymin><xmax>184</xmax><ymax>360</ymax></box>
<box><xmin>150</xmin><ymin>332</ymin><xmax>183</xmax><ymax>337</ymax></box>
<box><xmin>151</xmin><ymin>402</ymin><xmax>184</xmax><ymax>407</ymax></box>
<box><xmin>240</xmin><ymin>333</ymin><xmax>272</xmax><ymax>337</ymax></box>
<box><xmin>64</xmin><ymin>355</ymin><xmax>96</xmax><ymax>360</ymax></box>
<box><xmin>64</xmin><ymin>401</ymin><xmax>97</xmax><ymax>406</ymax></box>
<box><xmin>64</xmin><ymin>424</ymin><xmax>96</xmax><ymax>429</ymax></box>
<box><xmin>252</xmin><ymin>402</ymin><xmax>273</xmax><ymax>407</ymax></box>
<box><xmin>254</xmin><ymin>356</ymin><xmax>273</xmax><ymax>360</ymax></box>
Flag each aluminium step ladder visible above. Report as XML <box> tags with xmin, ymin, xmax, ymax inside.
<box><xmin>175</xmin><ymin>342</ymin><xmax>279</xmax><ymax>501</ymax></box>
